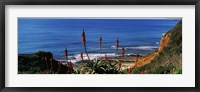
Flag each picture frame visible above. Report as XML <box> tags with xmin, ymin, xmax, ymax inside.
<box><xmin>0</xmin><ymin>0</ymin><xmax>199</xmax><ymax>91</ymax></box>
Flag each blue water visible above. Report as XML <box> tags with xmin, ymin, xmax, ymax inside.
<box><xmin>18</xmin><ymin>18</ymin><xmax>180</xmax><ymax>60</ymax></box>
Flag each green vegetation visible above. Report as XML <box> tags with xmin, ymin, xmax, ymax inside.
<box><xmin>18</xmin><ymin>20</ymin><xmax>182</xmax><ymax>74</ymax></box>
<box><xmin>18</xmin><ymin>51</ymin><xmax>69</xmax><ymax>74</ymax></box>
<box><xmin>19</xmin><ymin>52</ymin><xmax>124</xmax><ymax>74</ymax></box>
<box><xmin>133</xmin><ymin>20</ymin><xmax>182</xmax><ymax>74</ymax></box>
<box><xmin>74</xmin><ymin>59</ymin><xmax>123</xmax><ymax>74</ymax></box>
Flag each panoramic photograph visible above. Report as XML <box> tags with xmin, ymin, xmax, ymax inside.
<box><xmin>18</xmin><ymin>18</ymin><xmax>182</xmax><ymax>74</ymax></box>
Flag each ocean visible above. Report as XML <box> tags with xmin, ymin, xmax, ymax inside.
<box><xmin>18</xmin><ymin>18</ymin><xmax>180</xmax><ymax>63</ymax></box>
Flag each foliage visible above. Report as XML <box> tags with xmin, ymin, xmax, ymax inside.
<box><xmin>18</xmin><ymin>51</ymin><xmax>70</xmax><ymax>74</ymax></box>
<box><xmin>18</xmin><ymin>20</ymin><xmax>182</xmax><ymax>74</ymax></box>
<box><xmin>133</xmin><ymin>20</ymin><xmax>182</xmax><ymax>74</ymax></box>
<box><xmin>76</xmin><ymin>59</ymin><xmax>122</xmax><ymax>74</ymax></box>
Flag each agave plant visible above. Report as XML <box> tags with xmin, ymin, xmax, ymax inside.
<box><xmin>104</xmin><ymin>54</ymin><xmax>108</xmax><ymax>61</ymax></box>
<box><xmin>116</xmin><ymin>38</ymin><xmax>119</xmax><ymax>54</ymax></box>
<box><xmin>64</xmin><ymin>48</ymin><xmax>68</xmax><ymax>62</ymax></box>
<box><xmin>85</xmin><ymin>59</ymin><xmax>104</xmax><ymax>74</ymax></box>
<box><xmin>122</xmin><ymin>46</ymin><xmax>125</xmax><ymax>57</ymax></box>
<box><xmin>80</xmin><ymin>52</ymin><xmax>83</xmax><ymax>61</ymax></box>
<box><xmin>118</xmin><ymin>62</ymin><xmax>122</xmax><ymax>71</ymax></box>
<box><xmin>81</xmin><ymin>59</ymin><xmax>121</xmax><ymax>74</ymax></box>
<box><xmin>81</xmin><ymin>29</ymin><xmax>90</xmax><ymax>61</ymax></box>
<box><xmin>136</xmin><ymin>53</ymin><xmax>138</xmax><ymax>63</ymax></box>
<box><xmin>105</xmin><ymin>61</ymin><xmax>119</xmax><ymax>74</ymax></box>
<box><xmin>73</xmin><ymin>69</ymin><xmax>81</xmax><ymax>74</ymax></box>
<box><xmin>99</xmin><ymin>36</ymin><xmax>102</xmax><ymax>53</ymax></box>
<box><xmin>78</xmin><ymin>59</ymin><xmax>105</xmax><ymax>74</ymax></box>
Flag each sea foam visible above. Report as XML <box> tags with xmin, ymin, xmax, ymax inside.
<box><xmin>110</xmin><ymin>45</ymin><xmax>159</xmax><ymax>50</ymax></box>
<box><xmin>57</xmin><ymin>53</ymin><xmax>119</xmax><ymax>64</ymax></box>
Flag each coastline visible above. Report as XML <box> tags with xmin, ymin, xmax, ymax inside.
<box><xmin>56</xmin><ymin>53</ymin><xmax>144</xmax><ymax>64</ymax></box>
<box><xmin>18</xmin><ymin>52</ymin><xmax>144</xmax><ymax>73</ymax></box>
<box><xmin>17</xmin><ymin>19</ymin><xmax>182</xmax><ymax>74</ymax></box>
<box><xmin>66</xmin><ymin>54</ymin><xmax>144</xmax><ymax>71</ymax></box>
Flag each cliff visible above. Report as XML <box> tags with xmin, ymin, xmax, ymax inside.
<box><xmin>18</xmin><ymin>51</ymin><xmax>71</xmax><ymax>74</ymax></box>
<box><xmin>133</xmin><ymin>20</ymin><xmax>182</xmax><ymax>74</ymax></box>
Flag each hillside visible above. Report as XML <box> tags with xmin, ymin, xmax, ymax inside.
<box><xmin>133</xmin><ymin>20</ymin><xmax>182</xmax><ymax>74</ymax></box>
<box><xmin>18</xmin><ymin>20</ymin><xmax>182</xmax><ymax>74</ymax></box>
<box><xmin>18</xmin><ymin>51</ymin><xmax>71</xmax><ymax>74</ymax></box>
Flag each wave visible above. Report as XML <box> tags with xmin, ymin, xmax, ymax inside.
<box><xmin>56</xmin><ymin>52</ymin><xmax>145</xmax><ymax>64</ymax></box>
<box><xmin>55</xmin><ymin>45</ymin><xmax>159</xmax><ymax>64</ymax></box>
<box><xmin>110</xmin><ymin>45</ymin><xmax>159</xmax><ymax>50</ymax></box>
<box><xmin>156</xmin><ymin>42</ymin><xmax>159</xmax><ymax>45</ymax></box>
<box><xmin>126</xmin><ymin>46</ymin><xmax>159</xmax><ymax>50</ymax></box>
<box><xmin>56</xmin><ymin>53</ymin><xmax>119</xmax><ymax>64</ymax></box>
<box><xmin>89</xmin><ymin>47</ymin><xmax>109</xmax><ymax>51</ymax></box>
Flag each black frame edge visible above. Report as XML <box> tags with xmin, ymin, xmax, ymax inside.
<box><xmin>1</xmin><ymin>0</ymin><xmax>200</xmax><ymax>5</ymax></box>
<box><xmin>0</xmin><ymin>0</ymin><xmax>5</xmax><ymax>91</ymax></box>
